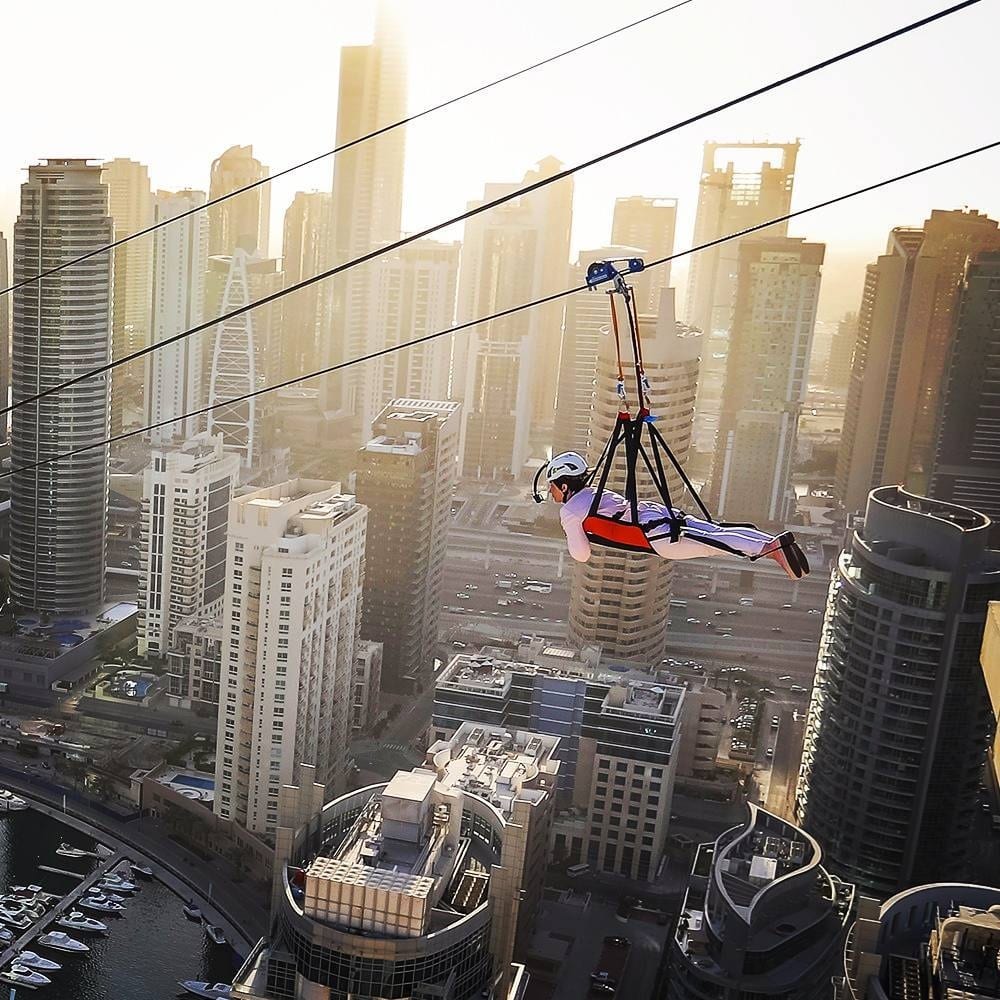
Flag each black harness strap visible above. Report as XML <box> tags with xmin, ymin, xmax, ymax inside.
<box><xmin>588</xmin><ymin>416</ymin><xmax>627</xmax><ymax>518</ymax></box>
<box><xmin>645</xmin><ymin>419</ymin><xmax>715</xmax><ymax>524</ymax></box>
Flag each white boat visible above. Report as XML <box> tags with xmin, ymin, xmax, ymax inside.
<box><xmin>79</xmin><ymin>894</ymin><xmax>125</xmax><ymax>915</ymax></box>
<box><xmin>0</xmin><ymin>909</ymin><xmax>34</xmax><ymax>930</ymax></box>
<box><xmin>15</xmin><ymin>951</ymin><xmax>61</xmax><ymax>971</ymax></box>
<box><xmin>129</xmin><ymin>861</ymin><xmax>153</xmax><ymax>878</ymax></box>
<box><xmin>38</xmin><ymin>930</ymin><xmax>90</xmax><ymax>953</ymax></box>
<box><xmin>0</xmin><ymin>964</ymin><xmax>52</xmax><ymax>989</ymax></box>
<box><xmin>10</xmin><ymin>886</ymin><xmax>60</xmax><ymax>905</ymax></box>
<box><xmin>56</xmin><ymin>910</ymin><xmax>107</xmax><ymax>934</ymax></box>
<box><xmin>87</xmin><ymin>885</ymin><xmax>125</xmax><ymax>902</ymax></box>
<box><xmin>0</xmin><ymin>927</ymin><xmax>12</xmax><ymax>944</ymax></box>
<box><xmin>100</xmin><ymin>873</ymin><xmax>137</xmax><ymax>893</ymax></box>
<box><xmin>205</xmin><ymin>923</ymin><xmax>226</xmax><ymax>945</ymax></box>
<box><xmin>0</xmin><ymin>789</ymin><xmax>29</xmax><ymax>812</ymax></box>
<box><xmin>95</xmin><ymin>844</ymin><xmax>114</xmax><ymax>860</ymax></box>
<box><xmin>183</xmin><ymin>900</ymin><xmax>202</xmax><ymax>921</ymax></box>
<box><xmin>0</xmin><ymin>898</ymin><xmax>44</xmax><ymax>918</ymax></box>
<box><xmin>177</xmin><ymin>982</ymin><xmax>232</xmax><ymax>998</ymax></box>
<box><xmin>56</xmin><ymin>842</ymin><xmax>91</xmax><ymax>859</ymax></box>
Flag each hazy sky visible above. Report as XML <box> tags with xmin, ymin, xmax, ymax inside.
<box><xmin>3</xmin><ymin>0</ymin><xmax>998</xmax><ymax>319</ymax></box>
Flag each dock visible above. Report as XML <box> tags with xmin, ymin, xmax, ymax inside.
<box><xmin>0</xmin><ymin>849</ymin><xmax>124</xmax><ymax>968</ymax></box>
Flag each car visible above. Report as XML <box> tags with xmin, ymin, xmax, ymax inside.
<box><xmin>457</xmin><ymin>592</ymin><xmax>471</xmax><ymax>599</ymax></box>
<box><xmin>728</xmin><ymin>610</ymin><xmax>739</xmax><ymax>615</ymax></box>
<box><xmin>591</xmin><ymin>973</ymin><xmax>618</xmax><ymax>985</ymax></box>
<box><xmin>452</xmin><ymin>641</ymin><xmax>467</xmax><ymax>649</ymax></box>
<box><xmin>692</xmin><ymin>664</ymin><xmax>704</xmax><ymax>670</ymax></box>
<box><xmin>714</xmin><ymin>610</ymin><xmax>724</xmax><ymax>616</ymax></box>
<box><xmin>705</xmin><ymin>622</ymin><xmax>716</xmax><ymax>629</ymax></box>
<box><xmin>771</xmin><ymin>716</ymin><xmax>780</xmax><ymax>726</ymax></box>
<box><xmin>590</xmin><ymin>985</ymin><xmax>615</xmax><ymax>996</ymax></box>
<box><xmin>981</xmin><ymin>802</ymin><xmax>992</xmax><ymax>813</ymax></box>
<box><xmin>765</xmin><ymin>748</ymin><xmax>774</xmax><ymax>758</ymax></box>
<box><xmin>807</xmin><ymin>609</ymin><xmax>822</xmax><ymax>615</ymax></box>
<box><xmin>686</xmin><ymin>618</ymin><xmax>700</xmax><ymax>624</ymax></box>
<box><xmin>760</xmin><ymin>687</ymin><xmax>775</xmax><ymax>696</ymax></box>
<box><xmin>771</xmin><ymin>627</ymin><xmax>783</xmax><ymax>633</ymax></box>
<box><xmin>466</xmin><ymin>584</ymin><xmax>479</xmax><ymax>591</ymax></box>
<box><xmin>604</xmin><ymin>936</ymin><xmax>629</xmax><ymax>947</ymax></box>
<box><xmin>778</xmin><ymin>674</ymin><xmax>792</xmax><ymax>681</ymax></box>
<box><xmin>697</xmin><ymin>594</ymin><xmax>709</xmax><ymax>600</ymax></box>
<box><xmin>789</xmin><ymin>685</ymin><xmax>808</xmax><ymax>693</ymax></box>
<box><xmin>782</xmin><ymin>604</ymin><xmax>793</xmax><ymax>609</ymax></box>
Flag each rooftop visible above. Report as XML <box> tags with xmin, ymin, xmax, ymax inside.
<box><xmin>930</xmin><ymin>903</ymin><xmax>1000</xmax><ymax>995</ymax></box>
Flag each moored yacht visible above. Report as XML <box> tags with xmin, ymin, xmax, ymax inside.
<box><xmin>0</xmin><ymin>789</ymin><xmax>28</xmax><ymax>812</ymax></box>
<box><xmin>56</xmin><ymin>910</ymin><xmax>107</xmax><ymax>934</ymax></box>
<box><xmin>79</xmin><ymin>893</ymin><xmax>125</xmax><ymax>915</ymax></box>
<box><xmin>15</xmin><ymin>951</ymin><xmax>61</xmax><ymax>971</ymax></box>
<box><xmin>177</xmin><ymin>983</ymin><xmax>232</xmax><ymax>998</ymax></box>
<box><xmin>38</xmin><ymin>930</ymin><xmax>89</xmax><ymax>953</ymax></box>
<box><xmin>0</xmin><ymin>964</ymin><xmax>51</xmax><ymax>989</ymax></box>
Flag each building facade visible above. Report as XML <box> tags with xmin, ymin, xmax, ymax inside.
<box><xmin>569</xmin><ymin>288</ymin><xmax>701</xmax><ymax>662</ymax></box>
<box><xmin>166</xmin><ymin>614</ymin><xmax>224</xmax><ymax>710</ymax></box>
<box><xmin>433</xmin><ymin>653</ymin><xmax>685</xmax><ymax>882</ymax></box>
<box><xmin>10</xmin><ymin>159</ymin><xmax>112</xmax><ymax>613</ymax></box>
<box><xmin>213</xmin><ymin>482</ymin><xmax>367</xmax><ymax>837</ymax></box>
<box><xmin>929</xmin><ymin>251</ymin><xmax>1000</xmax><ymax>545</ymax></box>
<box><xmin>824</xmin><ymin>311</ymin><xmax>858</xmax><ymax>392</ymax></box>
<box><xmin>981</xmin><ymin>602</ymin><xmax>1000</xmax><ymax>799</ymax></box>
<box><xmin>207</xmin><ymin>144</ymin><xmax>270</xmax><ymax>257</ymax></box>
<box><xmin>147</xmin><ymin>189</ymin><xmax>209</xmax><ymax>445</ymax></box>
<box><xmin>610</xmin><ymin>196</ymin><xmax>677</xmax><ymax>311</ymax></box>
<box><xmin>795</xmin><ymin>486</ymin><xmax>1000</xmax><ymax>898</ymax></box>
<box><xmin>0</xmin><ymin>231</ymin><xmax>8</xmax><ymax>444</ymax></box>
<box><xmin>357</xmin><ymin>399</ymin><xmax>460</xmax><ymax>693</ymax></box>
<box><xmin>837</xmin><ymin>211</ymin><xmax>1000</xmax><ymax>511</ymax></box>
<box><xmin>137</xmin><ymin>433</ymin><xmax>239</xmax><ymax>658</ymax></box>
<box><xmin>351</xmin><ymin>639</ymin><xmax>383</xmax><ymax>735</ymax></box>
<box><xmin>707</xmin><ymin>237</ymin><xmax>825</xmax><ymax>526</ymax></box>
<box><xmin>667</xmin><ymin>805</ymin><xmax>855</xmax><ymax>1000</ymax></box>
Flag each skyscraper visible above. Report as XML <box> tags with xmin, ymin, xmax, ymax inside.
<box><xmin>0</xmin><ymin>231</ymin><xmax>9</xmax><ymax>444</ymax></box>
<box><xmin>929</xmin><ymin>251</ymin><xmax>1000</xmax><ymax>544</ymax></box>
<box><xmin>824</xmin><ymin>310</ymin><xmax>858</xmax><ymax>391</ymax></box>
<box><xmin>667</xmin><ymin>805</ymin><xmax>855</xmax><ymax>1000</ymax></box>
<box><xmin>455</xmin><ymin>159</ymin><xmax>573</xmax><ymax>478</ymax></box>
<box><xmin>214</xmin><ymin>481</ymin><xmax>367</xmax><ymax>837</ymax></box>
<box><xmin>102</xmin><ymin>158</ymin><xmax>153</xmax><ymax>436</ymax></box>
<box><xmin>356</xmin><ymin>398</ymin><xmax>460</xmax><ymax>693</ymax></box>
<box><xmin>137</xmin><ymin>433</ymin><xmax>239</xmax><ymax>659</ymax></box>
<box><xmin>207</xmin><ymin>145</ymin><xmax>270</xmax><ymax>257</ymax></box>
<box><xmin>10</xmin><ymin>159</ymin><xmax>112</xmax><ymax>613</ymax></box>
<box><xmin>837</xmin><ymin>210</ymin><xmax>1000</xmax><ymax>512</ymax></box>
<box><xmin>610</xmin><ymin>196</ymin><xmax>677</xmax><ymax>311</ymax></box>
<box><xmin>324</xmin><ymin>0</ymin><xmax>407</xmax><ymax>417</ymax></box>
<box><xmin>281</xmin><ymin>191</ymin><xmax>332</xmax><ymax>382</ymax></box>
<box><xmin>795</xmin><ymin>486</ymin><xmax>1000</xmax><ymax>898</ymax></box>
<box><xmin>147</xmin><ymin>189</ymin><xmax>208</xmax><ymax>446</ymax></box>
<box><xmin>357</xmin><ymin>240</ymin><xmax>459</xmax><ymax>436</ymax></box>
<box><xmin>708</xmin><ymin>237</ymin><xmax>825</xmax><ymax>526</ymax></box>
<box><xmin>568</xmin><ymin>288</ymin><xmax>701</xmax><ymax>662</ymax></box>
<box><xmin>205</xmin><ymin>250</ymin><xmax>283</xmax><ymax>471</ymax></box>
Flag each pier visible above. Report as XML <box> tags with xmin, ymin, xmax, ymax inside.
<box><xmin>0</xmin><ymin>848</ymin><xmax>124</xmax><ymax>967</ymax></box>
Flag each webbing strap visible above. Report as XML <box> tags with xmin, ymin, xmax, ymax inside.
<box><xmin>589</xmin><ymin>416</ymin><xmax>626</xmax><ymax>518</ymax></box>
<box><xmin>645</xmin><ymin>419</ymin><xmax>715</xmax><ymax>523</ymax></box>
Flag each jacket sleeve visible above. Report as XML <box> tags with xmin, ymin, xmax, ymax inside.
<box><xmin>560</xmin><ymin>505</ymin><xmax>592</xmax><ymax>563</ymax></box>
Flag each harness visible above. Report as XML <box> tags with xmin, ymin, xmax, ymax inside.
<box><xmin>533</xmin><ymin>258</ymin><xmax>716</xmax><ymax>555</ymax></box>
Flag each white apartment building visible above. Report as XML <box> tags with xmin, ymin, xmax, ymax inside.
<box><xmin>137</xmin><ymin>433</ymin><xmax>240</xmax><ymax>658</ymax></box>
<box><xmin>147</xmin><ymin>189</ymin><xmax>208</xmax><ymax>445</ymax></box>
<box><xmin>214</xmin><ymin>481</ymin><xmax>367</xmax><ymax>837</ymax></box>
<box><xmin>351</xmin><ymin>639</ymin><xmax>383</xmax><ymax>735</ymax></box>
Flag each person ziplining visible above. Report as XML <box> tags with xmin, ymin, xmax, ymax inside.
<box><xmin>533</xmin><ymin>258</ymin><xmax>809</xmax><ymax>580</ymax></box>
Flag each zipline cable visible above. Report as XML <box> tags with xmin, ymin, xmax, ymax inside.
<box><xmin>4</xmin><ymin>135</ymin><xmax>997</xmax><ymax>482</ymax></box>
<box><xmin>0</xmin><ymin>0</ymin><xmax>982</xmax><ymax>421</ymax></box>
<box><xmin>0</xmin><ymin>0</ymin><xmax>696</xmax><ymax>298</ymax></box>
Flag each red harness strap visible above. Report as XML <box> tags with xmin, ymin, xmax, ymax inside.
<box><xmin>582</xmin><ymin>514</ymin><xmax>656</xmax><ymax>554</ymax></box>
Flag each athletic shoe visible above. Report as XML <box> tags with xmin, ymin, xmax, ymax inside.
<box><xmin>761</xmin><ymin>532</ymin><xmax>807</xmax><ymax>580</ymax></box>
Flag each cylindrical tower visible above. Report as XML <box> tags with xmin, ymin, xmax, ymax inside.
<box><xmin>568</xmin><ymin>286</ymin><xmax>701</xmax><ymax>662</ymax></box>
<box><xmin>10</xmin><ymin>159</ymin><xmax>112</xmax><ymax>613</ymax></box>
<box><xmin>795</xmin><ymin>486</ymin><xmax>1000</xmax><ymax>897</ymax></box>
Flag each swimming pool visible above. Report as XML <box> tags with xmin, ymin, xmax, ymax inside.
<box><xmin>168</xmin><ymin>774</ymin><xmax>215</xmax><ymax>791</ymax></box>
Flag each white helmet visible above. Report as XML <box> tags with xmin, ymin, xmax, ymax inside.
<box><xmin>546</xmin><ymin>452</ymin><xmax>589</xmax><ymax>482</ymax></box>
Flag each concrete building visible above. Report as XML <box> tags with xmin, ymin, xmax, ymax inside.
<box><xmin>825</xmin><ymin>311</ymin><xmax>858</xmax><ymax>392</ymax></box>
<box><xmin>0</xmin><ymin>231</ymin><xmax>8</xmax><ymax>444</ymax></box>
<box><xmin>205</xmin><ymin>250</ymin><xmax>284</xmax><ymax>472</ymax></box>
<box><xmin>454</xmin><ymin>158</ymin><xmax>573</xmax><ymax>476</ymax></box>
<box><xmin>351</xmin><ymin>639</ymin><xmax>383</xmax><ymax>735</ymax></box>
<box><xmin>667</xmin><ymin>805</ymin><xmax>855</xmax><ymax>1000</ymax></box>
<box><xmin>611</xmin><ymin>196</ymin><xmax>677</xmax><ymax>311</ymax></box>
<box><xmin>674</xmin><ymin>681</ymin><xmax>726</xmax><ymax>782</ymax></box>
<box><xmin>10</xmin><ymin>159</ymin><xmax>112</xmax><ymax>613</ymax></box>
<box><xmin>207</xmin><ymin>144</ymin><xmax>270</xmax><ymax>257</ymax></box>
<box><xmin>137</xmin><ymin>433</ymin><xmax>240</xmax><ymax>658</ymax></box>
<box><xmin>234</xmin><ymin>724</ymin><xmax>555</xmax><ymax>999</ymax></box>
<box><xmin>357</xmin><ymin>240</ymin><xmax>460</xmax><ymax>437</ymax></box>
<box><xmin>982</xmin><ymin>602</ymin><xmax>1000</xmax><ymax>798</ymax></box>
<box><xmin>568</xmin><ymin>288</ymin><xmax>701</xmax><ymax>662</ymax></box>
<box><xmin>930</xmin><ymin>251</ymin><xmax>1000</xmax><ymax>545</ymax></box>
<box><xmin>214</xmin><ymin>481</ymin><xmax>367</xmax><ymax>837</ymax></box>
<box><xmin>708</xmin><ymin>237</ymin><xmax>825</xmax><ymax>526</ymax></box>
<box><xmin>166</xmin><ymin>614</ymin><xmax>224</xmax><ymax>710</ymax></box>
<box><xmin>837</xmin><ymin>211</ymin><xmax>1000</xmax><ymax>511</ymax></box>
<box><xmin>844</xmin><ymin>883</ymin><xmax>1000</xmax><ymax>1000</ymax></box>
<box><xmin>796</xmin><ymin>486</ymin><xmax>1000</xmax><ymax>898</ymax></box>
<box><xmin>102</xmin><ymin>158</ymin><xmax>153</xmax><ymax>435</ymax></box>
<box><xmin>281</xmin><ymin>191</ymin><xmax>332</xmax><ymax>382</ymax></box>
<box><xmin>147</xmin><ymin>189</ymin><xmax>209</xmax><ymax>445</ymax></box>
<box><xmin>323</xmin><ymin>0</ymin><xmax>407</xmax><ymax>418</ymax></box>
<box><xmin>433</xmin><ymin>652</ymin><xmax>685</xmax><ymax>882</ymax></box>
<box><xmin>357</xmin><ymin>399</ymin><xmax>460</xmax><ymax>693</ymax></box>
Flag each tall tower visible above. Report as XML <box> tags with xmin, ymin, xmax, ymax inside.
<box><xmin>356</xmin><ymin>399</ymin><xmax>460</xmax><ymax>694</ymax></box>
<box><xmin>568</xmin><ymin>288</ymin><xmax>701</xmax><ymax>661</ymax></box>
<box><xmin>795</xmin><ymin>486</ymin><xmax>1000</xmax><ymax>898</ymax></box>
<box><xmin>214</xmin><ymin>481</ymin><xmax>367</xmax><ymax>837</ymax></box>
<box><xmin>207</xmin><ymin>145</ymin><xmax>270</xmax><ymax>257</ymax></box>
<box><xmin>10</xmin><ymin>159</ymin><xmax>112</xmax><ymax>614</ymax></box>
<box><xmin>824</xmin><ymin>310</ymin><xmax>858</xmax><ymax>391</ymax></box>
<box><xmin>930</xmin><ymin>251</ymin><xmax>1000</xmax><ymax>545</ymax></box>
<box><xmin>324</xmin><ymin>0</ymin><xmax>407</xmax><ymax>417</ymax></box>
<box><xmin>206</xmin><ymin>251</ymin><xmax>283</xmax><ymax>472</ymax></box>
<box><xmin>102</xmin><ymin>158</ymin><xmax>153</xmax><ymax>436</ymax></box>
<box><xmin>137</xmin><ymin>433</ymin><xmax>239</xmax><ymax>658</ymax></box>
<box><xmin>147</xmin><ymin>190</ymin><xmax>208</xmax><ymax>445</ymax></box>
<box><xmin>611</xmin><ymin>196</ymin><xmax>677</xmax><ymax>312</ymax></box>
<box><xmin>455</xmin><ymin>159</ymin><xmax>572</xmax><ymax>479</ymax></box>
<box><xmin>281</xmin><ymin>191</ymin><xmax>332</xmax><ymax>382</ymax></box>
<box><xmin>837</xmin><ymin>210</ymin><xmax>1000</xmax><ymax>511</ymax></box>
<box><xmin>357</xmin><ymin>240</ymin><xmax>459</xmax><ymax>436</ymax></box>
<box><xmin>708</xmin><ymin>237</ymin><xmax>825</xmax><ymax>526</ymax></box>
<box><xmin>0</xmin><ymin>231</ymin><xmax>9</xmax><ymax>444</ymax></box>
